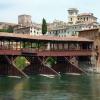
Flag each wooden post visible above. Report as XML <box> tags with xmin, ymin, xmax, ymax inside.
<box><xmin>62</xmin><ymin>43</ymin><xmax>64</xmax><ymax>51</ymax></box>
<box><xmin>57</xmin><ymin>43</ymin><xmax>59</xmax><ymax>50</ymax></box>
<box><xmin>20</xmin><ymin>41</ymin><xmax>22</xmax><ymax>49</ymax></box>
<box><xmin>38</xmin><ymin>41</ymin><xmax>39</xmax><ymax>51</ymax></box>
<box><xmin>68</xmin><ymin>42</ymin><xmax>70</xmax><ymax>50</ymax></box>
<box><xmin>50</xmin><ymin>43</ymin><xmax>52</xmax><ymax>51</ymax></box>
<box><xmin>53</xmin><ymin>43</ymin><xmax>54</xmax><ymax>51</ymax></box>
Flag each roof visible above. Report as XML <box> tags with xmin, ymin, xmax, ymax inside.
<box><xmin>68</xmin><ymin>8</ymin><xmax>78</xmax><ymax>11</ymax></box>
<box><xmin>18</xmin><ymin>14</ymin><xmax>31</xmax><ymax>17</ymax></box>
<box><xmin>0</xmin><ymin>32</ymin><xmax>93</xmax><ymax>42</ymax></box>
<box><xmin>78</xmin><ymin>13</ymin><xmax>93</xmax><ymax>16</ymax></box>
<box><xmin>0</xmin><ymin>22</ymin><xmax>17</xmax><ymax>25</ymax></box>
<box><xmin>78</xmin><ymin>13</ymin><xmax>97</xmax><ymax>19</ymax></box>
<box><xmin>15</xmin><ymin>25</ymin><xmax>41</xmax><ymax>30</ymax></box>
<box><xmin>78</xmin><ymin>28</ymin><xmax>99</xmax><ymax>32</ymax></box>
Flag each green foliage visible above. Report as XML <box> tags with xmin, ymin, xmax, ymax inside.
<box><xmin>42</xmin><ymin>18</ymin><xmax>47</xmax><ymax>35</ymax></box>
<box><xmin>7</xmin><ymin>26</ymin><xmax>13</xmax><ymax>33</ymax></box>
<box><xmin>46</xmin><ymin>57</ymin><xmax>57</xmax><ymax>66</ymax></box>
<box><xmin>0</xmin><ymin>29</ymin><xmax>8</xmax><ymax>32</ymax></box>
<box><xmin>38</xmin><ymin>42</ymin><xmax>46</xmax><ymax>49</ymax></box>
<box><xmin>22</xmin><ymin>42</ymin><xmax>31</xmax><ymax>48</ymax></box>
<box><xmin>22</xmin><ymin>42</ymin><xmax>46</xmax><ymax>49</ymax></box>
<box><xmin>15</xmin><ymin>57</ymin><xmax>56</xmax><ymax>70</ymax></box>
<box><xmin>15</xmin><ymin>57</ymin><xmax>28</xmax><ymax>70</ymax></box>
<box><xmin>0</xmin><ymin>26</ymin><xmax>13</xmax><ymax>33</ymax></box>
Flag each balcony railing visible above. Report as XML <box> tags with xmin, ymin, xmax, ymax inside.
<box><xmin>0</xmin><ymin>46</ymin><xmax>93</xmax><ymax>56</ymax></box>
<box><xmin>37</xmin><ymin>50</ymin><xmax>93</xmax><ymax>56</ymax></box>
<box><xmin>21</xmin><ymin>48</ymin><xmax>37</xmax><ymax>54</ymax></box>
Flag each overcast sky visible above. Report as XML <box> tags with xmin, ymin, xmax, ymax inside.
<box><xmin>0</xmin><ymin>0</ymin><xmax>100</xmax><ymax>24</ymax></box>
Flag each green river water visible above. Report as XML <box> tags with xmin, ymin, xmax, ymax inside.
<box><xmin>0</xmin><ymin>74</ymin><xmax>100</xmax><ymax>100</ymax></box>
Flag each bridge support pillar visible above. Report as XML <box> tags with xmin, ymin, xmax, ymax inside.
<box><xmin>23</xmin><ymin>56</ymin><xmax>60</xmax><ymax>76</ymax></box>
<box><xmin>52</xmin><ymin>57</ymin><xmax>86</xmax><ymax>74</ymax></box>
<box><xmin>0</xmin><ymin>55</ymin><xmax>29</xmax><ymax>78</ymax></box>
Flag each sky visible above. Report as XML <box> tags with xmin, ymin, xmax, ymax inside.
<box><xmin>0</xmin><ymin>0</ymin><xmax>100</xmax><ymax>24</ymax></box>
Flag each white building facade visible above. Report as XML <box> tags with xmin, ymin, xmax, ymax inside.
<box><xmin>67</xmin><ymin>8</ymin><xmax>97</xmax><ymax>25</ymax></box>
<box><xmin>14</xmin><ymin>14</ymin><xmax>42</xmax><ymax>36</ymax></box>
<box><xmin>14</xmin><ymin>26</ymin><xmax>42</xmax><ymax>36</ymax></box>
<box><xmin>47</xmin><ymin>8</ymin><xmax>99</xmax><ymax>37</ymax></box>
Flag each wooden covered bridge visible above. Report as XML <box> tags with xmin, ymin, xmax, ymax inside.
<box><xmin>0</xmin><ymin>32</ymin><xmax>94</xmax><ymax>77</ymax></box>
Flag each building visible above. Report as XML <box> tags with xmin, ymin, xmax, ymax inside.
<box><xmin>78</xmin><ymin>28</ymin><xmax>100</xmax><ymax>73</ymax></box>
<box><xmin>14</xmin><ymin>15</ymin><xmax>42</xmax><ymax>36</ymax></box>
<box><xmin>67</xmin><ymin>8</ymin><xmax>97</xmax><ymax>25</ymax></box>
<box><xmin>18</xmin><ymin>15</ymin><xmax>32</xmax><ymax>26</ymax></box>
<box><xmin>47</xmin><ymin>20</ymin><xmax>67</xmax><ymax>30</ymax></box>
<box><xmin>79</xmin><ymin>28</ymin><xmax>100</xmax><ymax>49</ymax></box>
<box><xmin>68</xmin><ymin>8</ymin><xmax>79</xmax><ymax>25</ymax></box>
<box><xmin>48</xmin><ymin>8</ymin><xmax>99</xmax><ymax>37</ymax></box>
<box><xmin>14</xmin><ymin>9</ymin><xmax>100</xmax><ymax>37</ymax></box>
<box><xmin>14</xmin><ymin>25</ymin><xmax>42</xmax><ymax>36</ymax></box>
<box><xmin>48</xmin><ymin>23</ymin><xmax>99</xmax><ymax>37</ymax></box>
<box><xmin>48</xmin><ymin>24</ymin><xmax>87</xmax><ymax>37</ymax></box>
<box><xmin>0</xmin><ymin>22</ymin><xmax>17</xmax><ymax>30</ymax></box>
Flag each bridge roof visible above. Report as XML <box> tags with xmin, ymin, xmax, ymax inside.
<box><xmin>0</xmin><ymin>32</ymin><xmax>93</xmax><ymax>42</ymax></box>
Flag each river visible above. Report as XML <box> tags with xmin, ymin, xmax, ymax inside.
<box><xmin>0</xmin><ymin>74</ymin><xmax>100</xmax><ymax>100</ymax></box>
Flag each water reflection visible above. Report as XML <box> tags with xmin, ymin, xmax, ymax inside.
<box><xmin>0</xmin><ymin>74</ymin><xmax>100</xmax><ymax>100</ymax></box>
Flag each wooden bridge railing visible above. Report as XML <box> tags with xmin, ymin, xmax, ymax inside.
<box><xmin>0</xmin><ymin>47</ymin><xmax>93</xmax><ymax>56</ymax></box>
<box><xmin>37</xmin><ymin>49</ymin><xmax>93</xmax><ymax>56</ymax></box>
<box><xmin>21</xmin><ymin>48</ymin><xmax>37</xmax><ymax>54</ymax></box>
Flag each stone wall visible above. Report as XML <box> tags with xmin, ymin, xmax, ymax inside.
<box><xmin>79</xmin><ymin>28</ymin><xmax>100</xmax><ymax>73</ymax></box>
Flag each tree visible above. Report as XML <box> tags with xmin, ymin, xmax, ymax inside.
<box><xmin>42</xmin><ymin>18</ymin><xmax>47</xmax><ymax>35</ymax></box>
<box><xmin>7</xmin><ymin>25</ymin><xmax>13</xmax><ymax>33</ymax></box>
<box><xmin>0</xmin><ymin>25</ymin><xmax>13</xmax><ymax>33</ymax></box>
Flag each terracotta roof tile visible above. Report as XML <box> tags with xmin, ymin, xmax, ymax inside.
<box><xmin>78</xmin><ymin>13</ymin><xmax>93</xmax><ymax>16</ymax></box>
<box><xmin>0</xmin><ymin>32</ymin><xmax>93</xmax><ymax>42</ymax></box>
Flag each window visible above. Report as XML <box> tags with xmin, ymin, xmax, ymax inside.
<box><xmin>64</xmin><ymin>30</ymin><xmax>66</xmax><ymax>33</ymax></box>
<box><xmin>87</xmin><ymin>17</ymin><xmax>88</xmax><ymax>21</ymax></box>
<box><xmin>70</xmin><ymin>18</ymin><xmax>72</xmax><ymax>21</ymax></box>
<box><xmin>84</xmin><ymin>18</ymin><xmax>85</xmax><ymax>21</ymax></box>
